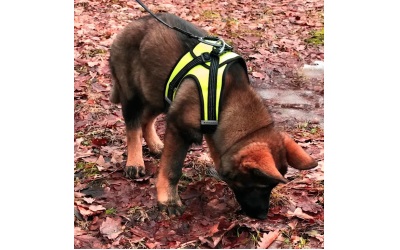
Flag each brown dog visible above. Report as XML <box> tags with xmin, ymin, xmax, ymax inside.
<box><xmin>109</xmin><ymin>13</ymin><xmax>318</xmax><ymax>219</ymax></box>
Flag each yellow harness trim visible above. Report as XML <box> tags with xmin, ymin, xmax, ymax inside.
<box><xmin>165</xmin><ymin>43</ymin><xmax>241</xmax><ymax>121</ymax></box>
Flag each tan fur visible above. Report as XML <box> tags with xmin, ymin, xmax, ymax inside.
<box><xmin>126</xmin><ymin>128</ymin><xmax>144</xmax><ymax>167</ymax></box>
<box><xmin>281</xmin><ymin>132</ymin><xmax>318</xmax><ymax>170</ymax></box>
<box><xmin>142</xmin><ymin>115</ymin><xmax>164</xmax><ymax>155</ymax></box>
<box><xmin>234</xmin><ymin>142</ymin><xmax>288</xmax><ymax>183</ymax></box>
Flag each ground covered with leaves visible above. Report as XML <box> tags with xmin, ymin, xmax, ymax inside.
<box><xmin>74</xmin><ymin>0</ymin><xmax>324</xmax><ymax>248</ymax></box>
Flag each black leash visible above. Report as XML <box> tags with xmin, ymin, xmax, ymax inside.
<box><xmin>134</xmin><ymin>0</ymin><xmax>232</xmax><ymax>54</ymax></box>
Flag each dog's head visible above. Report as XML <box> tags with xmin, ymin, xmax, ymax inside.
<box><xmin>219</xmin><ymin>132</ymin><xmax>318</xmax><ymax>219</ymax></box>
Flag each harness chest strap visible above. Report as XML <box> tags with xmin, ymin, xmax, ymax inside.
<box><xmin>165</xmin><ymin>42</ymin><xmax>247</xmax><ymax>133</ymax></box>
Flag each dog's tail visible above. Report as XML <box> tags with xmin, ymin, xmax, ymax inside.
<box><xmin>109</xmin><ymin>58</ymin><xmax>120</xmax><ymax>104</ymax></box>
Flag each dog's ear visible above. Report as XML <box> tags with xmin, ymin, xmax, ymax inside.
<box><xmin>235</xmin><ymin>143</ymin><xmax>288</xmax><ymax>183</ymax></box>
<box><xmin>281</xmin><ymin>132</ymin><xmax>318</xmax><ymax>170</ymax></box>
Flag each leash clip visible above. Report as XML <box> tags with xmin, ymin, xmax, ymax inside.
<box><xmin>199</xmin><ymin>37</ymin><xmax>232</xmax><ymax>55</ymax></box>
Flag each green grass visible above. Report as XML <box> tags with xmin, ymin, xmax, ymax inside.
<box><xmin>305</xmin><ymin>28</ymin><xmax>324</xmax><ymax>45</ymax></box>
<box><xmin>296</xmin><ymin>121</ymin><xmax>322</xmax><ymax>136</ymax></box>
<box><xmin>105</xmin><ymin>207</ymin><xmax>117</xmax><ymax>215</ymax></box>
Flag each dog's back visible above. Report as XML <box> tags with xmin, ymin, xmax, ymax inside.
<box><xmin>109</xmin><ymin>13</ymin><xmax>207</xmax><ymax>110</ymax></box>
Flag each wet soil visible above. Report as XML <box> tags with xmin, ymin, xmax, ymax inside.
<box><xmin>253</xmin><ymin>66</ymin><xmax>324</xmax><ymax>129</ymax></box>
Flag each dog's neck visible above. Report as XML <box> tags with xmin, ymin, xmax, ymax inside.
<box><xmin>205</xmin><ymin>65</ymin><xmax>275</xmax><ymax>169</ymax></box>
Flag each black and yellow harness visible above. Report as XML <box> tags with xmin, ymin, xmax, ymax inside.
<box><xmin>133</xmin><ymin>0</ymin><xmax>249</xmax><ymax>133</ymax></box>
<box><xmin>164</xmin><ymin>42</ymin><xmax>247</xmax><ymax>133</ymax></box>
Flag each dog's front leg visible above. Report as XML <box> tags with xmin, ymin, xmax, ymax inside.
<box><xmin>156</xmin><ymin>125</ymin><xmax>190</xmax><ymax>216</ymax></box>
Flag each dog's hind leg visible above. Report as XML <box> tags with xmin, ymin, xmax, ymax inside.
<box><xmin>141</xmin><ymin>111</ymin><xmax>164</xmax><ymax>156</ymax></box>
<box><xmin>121</xmin><ymin>96</ymin><xmax>146</xmax><ymax>179</ymax></box>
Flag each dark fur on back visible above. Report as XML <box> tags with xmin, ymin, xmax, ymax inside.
<box><xmin>157</xmin><ymin>13</ymin><xmax>207</xmax><ymax>51</ymax></box>
<box><xmin>109</xmin><ymin>13</ymin><xmax>207</xmax><ymax>107</ymax></box>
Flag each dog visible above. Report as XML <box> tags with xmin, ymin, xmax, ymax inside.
<box><xmin>109</xmin><ymin>13</ymin><xmax>318</xmax><ymax>219</ymax></box>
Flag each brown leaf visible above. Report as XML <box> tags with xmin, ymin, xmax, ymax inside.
<box><xmin>74</xmin><ymin>192</ymin><xmax>85</xmax><ymax>198</ymax></box>
<box><xmin>257</xmin><ymin>229</ymin><xmax>280</xmax><ymax>249</ymax></box>
<box><xmin>95</xmin><ymin>155</ymin><xmax>108</xmax><ymax>171</ymax></box>
<box><xmin>77</xmin><ymin>206</ymin><xmax>93</xmax><ymax>216</ymax></box>
<box><xmin>111</xmin><ymin>151</ymin><xmax>124</xmax><ymax>164</ymax></box>
<box><xmin>74</xmin><ymin>227</ymin><xmax>86</xmax><ymax>236</ymax></box>
<box><xmin>89</xmin><ymin>204</ymin><xmax>106</xmax><ymax>212</ymax></box>
<box><xmin>145</xmin><ymin>242</ymin><xmax>157</xmax><ymax>249</ymax></box>
<box><xmin>100</xmin><ymin>217</ymin><xmax>123</xmax><ymax>239</ymax></box>
<box><xmin>306</xmin><ymin>230</ymin><xmax>324</xmax><ymax>242</ymax></box>
<box><xmin>87</xmin><ymin>61</ymin><xmax>100</xmax><ymax>67</ymax></box>
<box><xmin>74</xmin><ymin>234</ymin><xmax>105</xmax><ymax>249</ymax></box>
<box><xmin>249</xmin><ymin>54</ymin><xmax>263</xmax><ymax>60</ymax></box>
<box><xmin>209</xmin><ymin>223</ymin><xmax>219</xmax><ymax>235</ymax></box>
<box><xmin>252</xmin><ymin>71</ymin><xmax>265</xmax><ymax>79</ymax></box>
<box><xmin>287</xmin><ymin>207</ymin><xmax>314</xmax><ymax>220</ymax></box>
<box><xmin>92</xmin><ymin>138</ymin><xmax>108</xmax><ymax>147</ymax></box>
<box><xmin>82</xmin><ymin>197</ymin><xmax>95</xmax><ymax>204</ymax></box>
<box><xmin>288</xmin><ymin>218</ymin><xmax>299</xmax><ymax>230</ymax></box>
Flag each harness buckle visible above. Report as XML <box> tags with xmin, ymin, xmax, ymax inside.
<box><xmin>200</xmin><ymin>52</ymin><xmax>211</xmax><ymax>63</ymax></box>
<box><xmin>201</xmin><ymin>120</ymin><xmax>218</xmax><ymax>134</ymax></box>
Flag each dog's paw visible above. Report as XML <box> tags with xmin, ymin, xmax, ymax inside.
<box><xmin>158</xmin><ymin>202</ymin><xmax>185</xmax><ymax>217</ymax></box>
<box><xmin>149</xmin><ymin>143</ymin><xmax>164</xmax><ymax>156</ymax></box>
<box><xmin>125</xmin><ymin>165</ymin><xmax>146</xmax><ymax>179</ymax></box>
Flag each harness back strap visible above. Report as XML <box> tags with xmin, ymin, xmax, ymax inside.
<box><xmin>165</xmin><ymin>42</ymin><xmax>246</xmax><ymax>133</ymax></box>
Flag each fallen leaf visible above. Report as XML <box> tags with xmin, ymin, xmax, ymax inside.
<box><xmin>87</xmin><ymin>61</ymin><xmax>100</xmax><ymax>67</ymax></box>
<box><xmin>306</xmin><ymin>230</ymin><xmax>324</xmax><ymax>242</ymax></box>
<box><xmin>100</xmin><ymin>217</ymin><xmax>123</xmax><ymax>239</ymax></box>
<box><xmin>95</xmin><ymin>155</ymin><xmax>107</xmax><ymax>171</ymax></box>
<box><xmin>249</xmin><ymin>54</ymin><xmax>263</xmax><ymax>59</ymax></box>
<box><xmin>111</xmin><ymin>151</ymin><xmax>124</xmax><ymax>163</ymax></box>
<box><xmin>288</xmin><ymin>218</ymin><xmax>299</xmax><ymax>230</ymax></box>
<box><xmin>77</xmin><ymin>206</ymin><xmax>93</xmax><ymax>216</ymax></box>
<box><xmin>257</xmin><ymin>229</ymin><xmax>280</xmax><ymax>249</ymax></box>
<box><xmin>74</xmin><ymin>227</ymin><xmax>86</xmax><ymax>236</ymax></box>
<box><xmin>89</xmin><ymin>204</ymin><xmax>106</xmax><ymax>212</ymax></box>
<box><xmin>82</xmin><ymin>197</ymin><xmax>95</xmax><ymax>204</ymax></box>
<box><xmin>287</xmin><ymin>207</ymin><xmax>314</xmax><ymax>220</ymax></box>
<box><xmin>74</xmin><ymin>234</ymin><xmax>105</xmax><ymax>248</ymax></box>
<box><xmin>92</xmin><ymin>138</ymin><xmax>108</xmax><ymax>147</ymax></box>
<box><xmin>252</xmin><ymin>71</ymin><xmax>265</xmax><ymax>79</ymax></box>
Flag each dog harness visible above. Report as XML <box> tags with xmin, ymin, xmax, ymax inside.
<box><xmin>165</xmin><ymin>42</ymin><xmax>247</xmax><ymax>133</ymax></box>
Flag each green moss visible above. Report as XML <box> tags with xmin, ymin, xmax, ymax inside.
<box><xmin>305</xmin><ymin>28</ymin><xmax>324</xmax><ymax>45</ymax></box>
<box><xmin>201</xmin><ymin>10</ymin><xmax>220</xmax><ymax>20</ymax></box>
<box><xmin>75</xmin><ymin>161</ymin><xmax>99</xmax><ymax>177</ymax></box>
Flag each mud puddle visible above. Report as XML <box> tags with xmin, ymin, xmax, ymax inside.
<box><xmin>254</xmin><ymin>62</ymin><xmax>324</xmax><ymax>128</ymax></box>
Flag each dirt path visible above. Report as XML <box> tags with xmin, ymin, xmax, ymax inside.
<box><xmin>74</xmin><ymin>0</ymin><xmax>324</xmax><ymax>248</ymax></box>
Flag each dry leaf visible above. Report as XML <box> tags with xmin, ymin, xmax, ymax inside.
<box><xmin>83</xmin><ymin>197</ymin><xmax>95</xmax><ymax>204</ymax></box>
<box><xmin>287</xmin><ymin>207</ymin><xmax>314</xmax><ymax>220</ymax></box>
<box><xmin>89</xmin><ymin>204</ymin><xmax>106</xmax><ymax>212</ymax></box>
<box><xmin>257</xmin><ymin>229</ymin><xmax>280</xmax><ymax>249</ymax></box>
<box><xmin>77</xmin><ymin>206</ymin><xmax>93</xmax><ymax>216</ymax></box>
<box><xmin>252</xmin><ymin>71</ymin><xmax>265</xmax><ymax>79</ymax></box>
<box><xmin>100</xmin><ymin>217</ymin><xmax>123</xmax><ymax>239</ymax></box>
